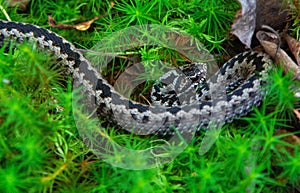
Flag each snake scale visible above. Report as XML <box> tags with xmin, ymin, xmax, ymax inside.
<box><xmin>0</xmin><ymin>20</ymin><xmax>273</xmax><ymax>136</ymax></box>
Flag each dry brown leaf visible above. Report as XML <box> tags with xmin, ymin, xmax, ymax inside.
<box><xmin>272</xmin><ymin>128</ymin><xmax>300</xmax><ymax>189</ymax></box>
<box><xmin>231</xmin><ymin>0</ymin><xmax>256</xmax><ymax>48</ymax></box>
<box><xmin>48</xmin><ymin>15</ymin><xmax>100</xmax><ymax>31</ymax></box>
<box><xmin>230</xmin><ymin>0</ymin><xmax>290</xmax><ymax>50</ymax></box>
<box><xmin>110</xmin><ymin>1</ymin><xmax>115</xmax><ymax>7</ymax></box>
<box><xmin>285</xmin><ymin>34</ymin><xmax>300</xmax><ymax>66</ymax></box>
<box><xmin>274</xmin><ymin>129</ymin><xmax>300</xmax><ymax>155</ymax></box>
<box><xmin>114</xmin><ymin>63</ymin><xmax>148</xmax><ymax>98</ymax></box>
<box><xmin>5</xmin><ymin>0</ymin><xmax>30</xmax><ymax>10</ymax></box>
<box><xmin>293</xmin><ymin>0</ymin><xmax>300</xmax><ymax>12</ymax></box>
<box><xmin>74</xmin><ymin>16</ymin><xmax>100</xmax><ymax>31</ymax></box>
<box><xmin>256</xmin><ymin>30</ymin><xmax>300</xmax><ymax>80</ymax></box>
<box><xmin>255</xmin><ymin>0</ymin><xmax>290</xmax><ymax>32</ymax></box>
<box><xmin>293</xmin><ymin>109</ymin><xmax>300</xmax><ymax>121</ymax></box>
<box><xmin>48</xmin><ymin>16</ymin><xmax>74</xmax><ymax>29</ymax></box>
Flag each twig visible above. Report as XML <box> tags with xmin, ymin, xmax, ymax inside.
<box><xmin>0</xmin><ymin>5</ymin><xmax>11</xmax><ymax>21</ymax></box>
<box><xmin>76</xmin><ymin>48</ymin><xmax>134</xmax><ymax>61</ymax></box>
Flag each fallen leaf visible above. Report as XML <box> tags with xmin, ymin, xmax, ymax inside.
<box><xmin>110</xmin><ymin>1</ymin><xmax>115</xmax><ymax>7</ymax></box>
<box><xmin>256</xmin><ymin>30</ymin><xmax>300</xmax><ymax>80</ymax></box>
<box><xmin>230</xmin><ymin>0</ymin><xmax>290</xmax><ymax>49</ymax></box>
<box><xmin>293</xmin><ymin>109</ymin><xmax>300</xmax><ymax>121</ymax></box>
<box><xmin>293</xmin><ymin>0</ymin><xmax>300</xmax><ymax>12</ymax></box>
<box><xmin>74</xmin><ymin>16</ymin><xmax>100</xmax><ymax>31</ymax></box>
<box><xmin>274</xmin><ymin>129</ymin><xmax>300</xmax><ymax>155</ymax></box>
<box><xmin>231</xmin><ymin>0</ymin><xmax>257</xmax><ymax>48</ymax></box>
<box><xmin>255</xmin><ymin>0</ymin><xmax>291</xmax><ymax>32</ymax></box>
<box><xmin>285</xmin><ymin>34</ymin><xmax>300</xmax><ymax>66</ymax></box>
<box><xmin>48</xmin><ymin>16</ymin><xmax>74</xmax><ymax>29</ymax></box>
<box><xmin>272</xmin><ymin>128</ymin><xmax>300</xmax><ymax>189</ymax></box>
<box><xmin>5</xmin><ymin>0</ymin><xmax>30</xmax><ymax>10</ymax></box>
<box><xmin>48</xmin><ymin>15</ymin><xmax>100</xmax><ymax>31</ymax></box>
<box><xmin>114</xmin><ymin>62</ymin><xmax>147</xmax><ymax>98</ymax></box>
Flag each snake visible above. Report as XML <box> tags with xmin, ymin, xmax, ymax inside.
<box><xmin>0</xmin><ymin>20</ymin><xmax>273</xmax><ymax>136</ymax></box>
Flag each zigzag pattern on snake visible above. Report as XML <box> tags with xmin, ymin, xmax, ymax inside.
<box><xmin>0</xmin><ymin>20</ymin><xmax>273</xmax><ymax>136</ymax></box>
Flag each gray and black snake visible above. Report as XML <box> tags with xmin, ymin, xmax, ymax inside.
<box><xmin>0</xmin><ymin>20</ymin><xmax>273</xmax><ymax>136</ymax></box>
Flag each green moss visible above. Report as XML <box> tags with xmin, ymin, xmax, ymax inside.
<box><xmin>0</xmin><ymin>1</ymin><xmax>299</xmax><ymax>192</ymax></box>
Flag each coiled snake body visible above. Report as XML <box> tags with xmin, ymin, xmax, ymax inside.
<box><xmin>0</xmin><ymin>20</ymin><xmax>273</xmax><ymax>136</ymax></box>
